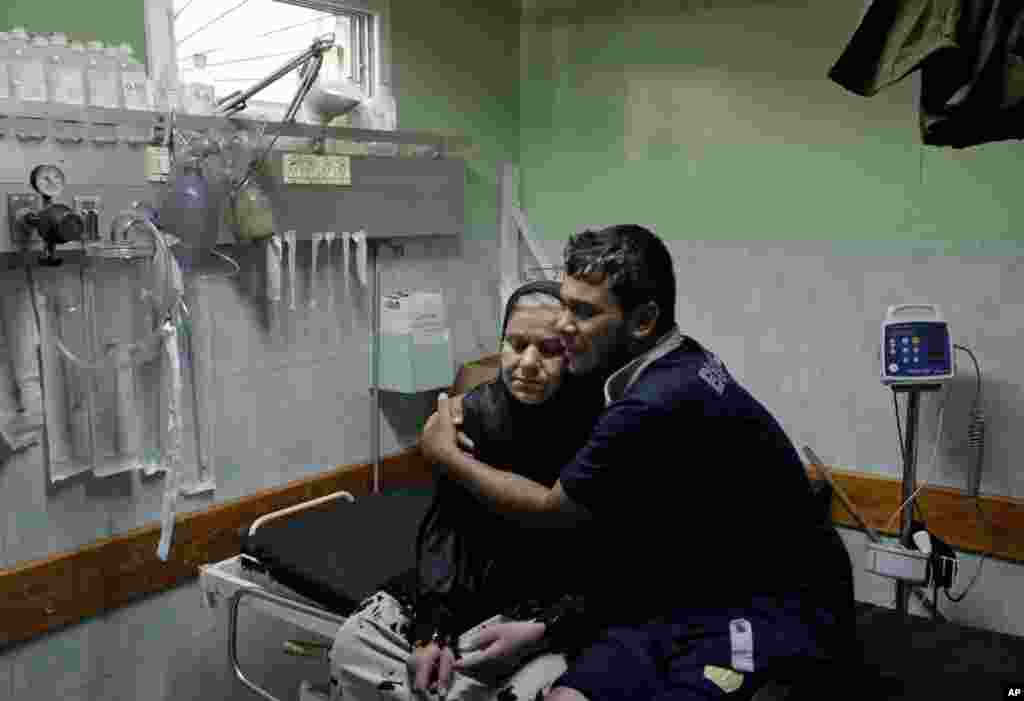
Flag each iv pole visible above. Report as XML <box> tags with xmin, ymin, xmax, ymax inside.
<box><xmin>893</xmin><ymin>383</ymin><xmax>942</xmax><ymax>617</ymax></box>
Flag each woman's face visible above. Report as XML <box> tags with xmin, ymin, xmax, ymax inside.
<box><xmin>500</xmin><ymin>303</ymin><xmax>566</xmax><ymax>405</ymax></box>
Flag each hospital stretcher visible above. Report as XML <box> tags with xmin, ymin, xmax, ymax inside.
<box><xmin>200</xmin><ymin>360</ymin><xmax>496</xmax><ymax>701</ymax></box>
<box><xmin>199</xmin><ymin>349</ymin><xmax>1024</xmax><ymax>700</ymax></box>
<box><xmin>199</xmin><ymin>488</ymin><xmax>435</xmax><ymax>701</ymax></box>
<box><xmin>201</xmin><ymin>482</ymin><xmax>1024</xmax><ymax>701</ymax></box>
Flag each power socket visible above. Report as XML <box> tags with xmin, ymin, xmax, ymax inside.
<box><xmin>73</xmin><ymin>195</ymin><xmax>102</xmax><ymax>240</ymax></box>
<box><xmin>865</xmin><ymin>540</ymin><xmax>930</xmax><ymax>584</ymax></box>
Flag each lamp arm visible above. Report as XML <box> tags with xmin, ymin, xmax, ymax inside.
<box><xmin>215</xmin><ymin>34</ymin><xmax>335</xmax><ymax>117</ymax></box>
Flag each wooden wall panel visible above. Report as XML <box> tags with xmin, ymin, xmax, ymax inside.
<box><xmin>2</xmin><ymin>446</ymin><xmax>1021</xmax><ymax>650</ymax></box>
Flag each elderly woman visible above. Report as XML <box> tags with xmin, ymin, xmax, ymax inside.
<box><xmin>328</xmin><ymin>281</ymin><xmax>607</xmax><ymax>701</ymax></box>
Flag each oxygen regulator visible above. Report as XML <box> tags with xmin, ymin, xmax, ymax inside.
<box><xmin>9</xmin><ymin>164</ymin><xmax>85</xmax><ymax>266</ymax></box>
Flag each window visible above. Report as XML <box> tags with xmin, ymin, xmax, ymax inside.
<box><xmin>151</xmin><ymin>0</ymin><xmax>386</xmax><ymax>121</ymax></box>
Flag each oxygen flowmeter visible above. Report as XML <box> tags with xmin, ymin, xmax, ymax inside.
<box><xmin>881</xmin><ymin>304</ymin><xmax>955</xmax><ymax>386</ymax></box>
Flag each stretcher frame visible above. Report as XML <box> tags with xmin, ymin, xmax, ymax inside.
<box><xmin>200</xmin><ymin>489</ymin><xmax>357</xmax><ymax>701</ymax></box>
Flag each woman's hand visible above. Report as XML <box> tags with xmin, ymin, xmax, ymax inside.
<box><xmin>454</xmin><ymin>621</ymin><xmax>547</xmax><ymax>684</ymax></box>
<box><xmin>407</xmin><ymin>643</ymin><xmax>457</xmax><ymax>699</ymax></box>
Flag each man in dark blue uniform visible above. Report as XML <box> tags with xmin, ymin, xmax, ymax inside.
<box><xmin>420</xmin><ymin>224</ymin><xmax>854</xmax><ymax>701</ymax></box>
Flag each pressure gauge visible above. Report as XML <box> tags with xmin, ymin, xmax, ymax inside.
<box><xmin>30</xmin><ymin>165</ymin><xmax>66</xmax><ymax>199</ymax></box>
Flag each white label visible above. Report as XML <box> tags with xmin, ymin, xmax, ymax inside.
<box><xmin>698</xmin><ymin>354</ymin><xmax>730</xmax><ymax>395</ymax></box>
<box><xmin>729</xmin><ymin>619</ymin><xmax>755</xmax><ymax>673</ymax></box>
<box><xmin>282</xmin><ymin>153</ymin><xmax>352</xmax><ymax>186</ymax></box>
<box><xmin>144</xmin><ymin>146</ymin><xmax>171</xmax><ymax>183</ymax></box>
<box><xmin>381</xmin><ymin>294</ymin><xmax>411</xmax><ymax>335</ymax></box>
<box><xmin>410</xmin><ymin>292</ymin><xmax>448</xmax><ymax>345</ymax></box>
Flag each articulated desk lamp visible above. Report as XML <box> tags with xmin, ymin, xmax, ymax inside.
<box><xmin>204</xmin><ymin>33</ymin><xmax>364</xmax><ymax>245</ymax></box>
<box><xmin>214</xmin><ymin>33</ymin><xmax>363</xmax><ymax>190</ymax></box>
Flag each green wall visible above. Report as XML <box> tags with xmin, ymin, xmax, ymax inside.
<box><xmin>518</xmin><ymin>0</ymin><xmax>1024</xmax><ymax>257</ymax></box>
<box><xmin>2</xmin><ymin>0</ymin><xmax>147</xmax><ymax>63</ymax></box>
<box><xmin>391</xmin><ymin>0</ymin><xmax>521</xmax><ymax>242</ymax></box>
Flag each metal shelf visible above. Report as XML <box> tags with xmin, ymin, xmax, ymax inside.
<box><xmin>0</xmin><ymin>100</ymin><xmax>469</xmax><ymax>150</ymax></box>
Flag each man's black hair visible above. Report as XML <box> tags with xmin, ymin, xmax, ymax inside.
<box><xmin>563</xmin><ymin>224</ymin><xmax>676</xmax><ymax>336</ymax></box>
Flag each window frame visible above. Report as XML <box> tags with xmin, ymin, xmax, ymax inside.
<box><xmin>146</xmin><ymin>0</ymin><xmax>391</xmax><ymax>123</ymax></box>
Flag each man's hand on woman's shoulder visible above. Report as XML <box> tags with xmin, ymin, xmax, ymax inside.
<box><xmin>449</xmin><ymin>394</ymin><xmax>475</xmax><ymax>452</ymax></box>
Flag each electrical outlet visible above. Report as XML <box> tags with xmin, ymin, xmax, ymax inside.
<box><xmin>7</xmin><ymin>193</ymin><xmax>41</xmax><ymax>243</ymax></box>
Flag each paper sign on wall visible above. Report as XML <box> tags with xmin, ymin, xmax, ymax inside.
<box><xmin>409</xmin><ymin>292</ymin><xmax>449</xmax><ymax>345</ymax></box>
<box><xmin>282</xmin><ymin>153</ymin><xmax>351</xmax><ymax>186</ymax></box>
<box><xmin>376</xmin><ymin>290</ymin><xmax>454</xmax><ymax>393</ymax></box>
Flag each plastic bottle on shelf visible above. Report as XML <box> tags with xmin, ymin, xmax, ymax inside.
<box><xmin>117</xmin><ymin>43</ymin><xmax>149</xmax><ymax>110</ymax></box>
<box><xmin>28</xmin><ymin>34</ymin><xmax>51</xmax><ymax>102</ymax></box>
<box><xmin>47</xmin><ymin>32</ymin><xmax>85</xmax><ymax>105</ymax></box>
<box><xmin>103</xmin><ymin>45</ymin><xmax>123</xmax><ymax>109</ymax></box>
<box><xmin>185</xmin><ymin>53</ymin><xmax>215</xmax><ymax>115</ymax></box>
<box><xmin>85</xmin><ymin>40</ymin><xmax>117</xmax><ymax>108</ymax></box>
<box><xmin>0</xmin><ymin>31</ymin><xmax>12</xmax><ymax>100</ymax></box>
<box><xmin>10</xmin><ymin>28</ymin><xmax>48</xmax><ymax>103</ymax></box>
<box><xmin>6</xmin><ymin>28</ymin><xmax>29</xmax><ymax>101</ymax></box>
<box><xmin>69</xmin><ymin>40</ymin><xmax>88</xmax><ymax>97</ymax></box>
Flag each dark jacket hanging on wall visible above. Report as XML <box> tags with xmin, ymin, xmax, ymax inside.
<box><xmin>828</xmin><ymin>0</ymin><xmax>1024</xmax><ymax>148</ymax></box>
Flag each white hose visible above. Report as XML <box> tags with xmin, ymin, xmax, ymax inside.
<box><xmin>50</xmin><ymin>218</ymin><xmax>239</xmax><ymax>373</ymax></box>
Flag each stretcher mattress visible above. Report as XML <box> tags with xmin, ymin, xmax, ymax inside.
<box><xmin>240</xmin><ymin>490</ymin><xmax>435</xmax><ymax>616</ymax></box>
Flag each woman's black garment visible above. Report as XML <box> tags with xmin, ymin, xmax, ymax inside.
<box><xmin>383</xmin><ymin>369</ymin><xmax>607</xmax><ymax>653</ymax></box>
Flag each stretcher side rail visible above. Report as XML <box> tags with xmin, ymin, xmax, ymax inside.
<box><xmin>229</xmin><ymin>587</ymin><xmax>348</xmax><ymax>701</ymax></box>
<box><xmin>225</xmin><ymin>489</ymin><xmax>357</xmax><ymax>701</ymax></box>
<box><xmin>247</xmin><ymin>490</ymin><xmax>356</xmax><ymax>538</ymax></box>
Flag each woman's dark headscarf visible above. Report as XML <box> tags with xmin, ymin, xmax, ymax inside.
<box><xmin>404</xmin><ymin>280</ymin><xmax>607</xmax><ymax>643</ymax></box>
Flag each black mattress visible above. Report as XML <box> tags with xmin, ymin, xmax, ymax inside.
<box><xmin>241</xmin><ymin>490</ymin><xmax>435</xmax><ymax>616</ymax></box>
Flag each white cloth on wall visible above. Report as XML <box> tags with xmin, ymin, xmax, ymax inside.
<box><xmin>157</xmin><ymin>317</ymin><xmax>184</xmax><ymax>562</ymax></box>
<box><xmin>0</xmin><ymin>273</ymin><xmax>42</xmax><ymax>414</ymax></box>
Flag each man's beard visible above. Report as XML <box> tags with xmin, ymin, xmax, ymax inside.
<box><xmin>579</xmin><ymin>325</ymin><xmax>635</xmax><ymax>378</ymax></box>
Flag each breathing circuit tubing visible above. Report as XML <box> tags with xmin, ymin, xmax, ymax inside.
<box><xmin>24</xmin><ymin>217</ymin><xmax>240</xmax><ymax>373</ymax></box>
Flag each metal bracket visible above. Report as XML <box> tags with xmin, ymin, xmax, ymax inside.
<box><xmin>7</xmin><ymin>193</ymin><xmax>41</xmax><ymax>245</ymax></box>
<box><xmin>228</xmin><ymin>587</ymin><xmax>347</xmax><ymax>701</ymax></box>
